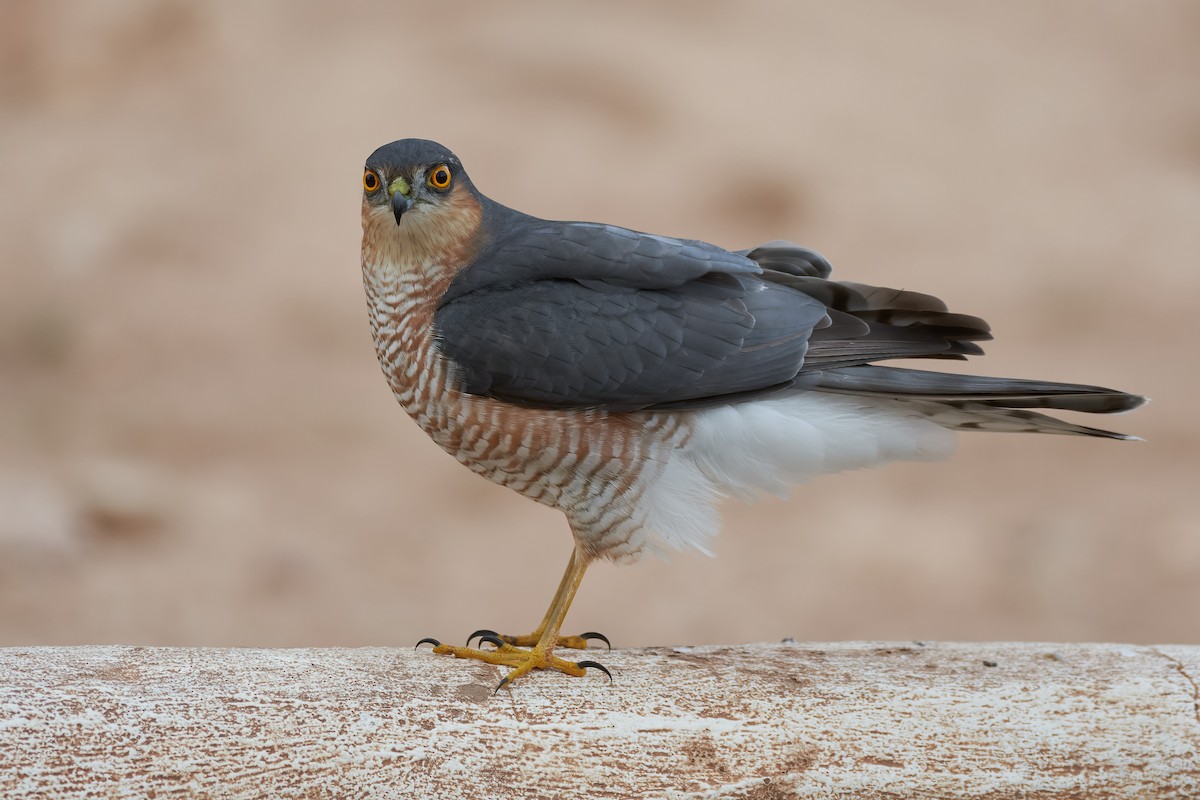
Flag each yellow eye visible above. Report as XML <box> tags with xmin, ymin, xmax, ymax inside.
<box><xmin>428</xmin><ymin>164</ymin><xmax>452</xmax><ymax>190</ymax></box>
<box><xmin>363</xmin><ymin>170</ymin><xmax>380</xmax><ymax>192</ymax></box>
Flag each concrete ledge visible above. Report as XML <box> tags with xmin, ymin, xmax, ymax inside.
<box><xmin>2</xmin><ymin>642</ymin><xmax>1197</xmax><ymax>798</ymax></box>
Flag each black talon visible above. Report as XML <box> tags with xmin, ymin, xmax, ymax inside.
<box><xmin>580</xmin><ymin>631</ymin><xmax>612</xmax><ymax>650</ymax></box>
<box><xmin>415</xmin><ymin>637</ymin><xmax>441</xmax><ymax>649</ymax></box>
<box><xmin>476</xmin><ymin>634</ymin><xmax>507</xmax><ymax>650</ymax></box>
<box><xmin>466</xmin><ymin>629</ymin><xmax>499</xmax><ymax>647</ymax></box>
<box><xmin>577</xmin><ymin>660</ymin><xmax>613</xmax><ymax>682</ymax></box>
<box><xmin>494</xmin><ymin>673</ymin><xmax>514</xmax><ymax>694</ymax></box>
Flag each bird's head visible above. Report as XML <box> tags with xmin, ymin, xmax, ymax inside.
<box><xmin>361</xmin><ymin>139</ymin><xmax>484</xmax><ymax>263</ymax></box>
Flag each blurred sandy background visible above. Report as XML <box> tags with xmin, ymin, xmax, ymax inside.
<box><xmin>1</xmin><ymin>1</ymin><xmax>1197</xmax><ymax>651</ymax></box>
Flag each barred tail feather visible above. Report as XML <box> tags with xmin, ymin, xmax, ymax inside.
<box><xmin>812</xmin><ymin>365</ymin><xmax>1145</xmax><ymax>440</ymax></box>
<box><xmin>902</xmin><ymin>399</ymin><xmax>1142</xmax><ymax>440</ymax></box>
<box><xmin>814</xmin><ymin>365</ymin><xmax>1145</xmax><ymax>415</ymax></box>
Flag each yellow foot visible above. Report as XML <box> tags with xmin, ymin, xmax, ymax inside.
<box><xmin>465</xmin><ymin>628</ymin><xmax>611</xmax><ymax>651</ymax></box>
<box><xmin>416</xmin><ymin>637</ymin><xmax>612</xmax><ymax>691</ymax></box>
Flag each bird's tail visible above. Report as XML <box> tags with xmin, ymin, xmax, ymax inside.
<box><xmin>811</xmin><ymin>365</ymin><xmax>1146</xmax><ymax>440</ymax></box>
<box><xmin>637</xmin><ymin>367</ymin><xmax>1143</xmax><ymax>559</ymax></box>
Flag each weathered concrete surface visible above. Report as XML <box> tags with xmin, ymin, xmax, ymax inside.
<box><xmin>1</xmin><ymin>642</ymin><xmax>1197</xmax><ymax>799</ymax></box>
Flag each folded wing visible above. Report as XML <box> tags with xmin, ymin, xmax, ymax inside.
<box><xmin>436</xmin><ymin>224</ymin><xmax>1019</xmax><ymax>411</ymax></box>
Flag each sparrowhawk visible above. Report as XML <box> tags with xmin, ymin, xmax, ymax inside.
<box><xmin>359</xmin><ymin>138</ymin><xmax>1143</xmax><ymax>690</ymax></box>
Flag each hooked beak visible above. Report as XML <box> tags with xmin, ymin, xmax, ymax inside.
<box><xmin>387</xmin><ymin>176</ymin><xmax>412</xmax><ymax>225</ymax></box>
<box><xmin>391</xmin><ymin>192</ymin><xmax>410</xmax><ymax>225</ymax></box>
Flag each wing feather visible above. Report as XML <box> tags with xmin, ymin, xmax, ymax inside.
<box><xmin>433</xmin><ymin>222</ymin><xmax>1109</xmax><ymax>414</ymax></box>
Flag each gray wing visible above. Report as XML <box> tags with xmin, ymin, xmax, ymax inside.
<box><xmin>440</xmin><ymin>219</ymin><xmax>762</xmax><ymax>305</ymax></box>
<box><xmin>435</xmin><ymin>222</ymin><xmax>993</xmax><ymax>411</ymax></box>
<box><xmin>436</xmin><ymin>269</ymin><xmax>829</xmax><ymax>411</ymax></box>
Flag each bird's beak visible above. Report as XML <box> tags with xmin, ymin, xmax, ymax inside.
<box><xmin>388</xmin><ymin>176</ymin><xmax>412</xmax><ymax>225</ymax></box>
<box><xmin>391</xmin><ymin>191</ymin><xmax>410</xmax><ymax>225</ymax></box>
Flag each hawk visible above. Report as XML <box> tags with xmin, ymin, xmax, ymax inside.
<box><xmin>359</xmin><ymin>138</ymin><xmax>1143</xmax><ymax>690</ymax></box>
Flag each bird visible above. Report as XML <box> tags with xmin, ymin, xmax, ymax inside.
<box><xmin>359</xmin><ymin>138</ymin><xmax>1144</xmax><ymax>691</ymax></box>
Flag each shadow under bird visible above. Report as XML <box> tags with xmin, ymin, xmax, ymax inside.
<box><xmin>358</xmin><ymin>138</ymin><xmax>1144</xmax><ymax>691</ymax></box>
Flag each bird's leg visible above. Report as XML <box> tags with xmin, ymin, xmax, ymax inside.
<box><xmin>420</xmin><ymin>547</ymin><xmax>611</xmax><ymax>690</ymax></box>
<box><xmin>465</xmin><ymin>549</ymin><xmax>610</xmax><ymax>650</ymax></box>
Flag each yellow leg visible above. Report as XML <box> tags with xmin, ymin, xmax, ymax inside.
<box><xmin>420</xmin><ymin>547</ymin><xmax>611</xmax><ymax>690</ymax></box>
<box><xmin>465</xmin><ymin>549</ymin><xmax>610</xmax><ymax>650</ymax></box>
<box><xmin>520</xmin><ymin>549</ymin><xmax>581</xmax><ymax>643</ymax></box>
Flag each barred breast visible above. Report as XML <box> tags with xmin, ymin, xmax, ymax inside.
<box><xmin>360</xmin><ymin>250</ymin><xmax>690</xmax><ymax>562</ymax></box>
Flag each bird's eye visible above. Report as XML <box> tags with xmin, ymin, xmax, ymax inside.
<box><xmin>428</xmin><ymin>165</ymin><xmax>452</xmax><ymax>190</ymax></box>
<box><xmin>363</xmin><ymin>170</ymin><xmax>381</xmax><ymax>193</ymax></box>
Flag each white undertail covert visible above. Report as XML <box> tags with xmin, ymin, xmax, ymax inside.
<box><xmin>635</xmin><ymin>393</ymin><xmax>956</xmax><ymax>559</ymax></box>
